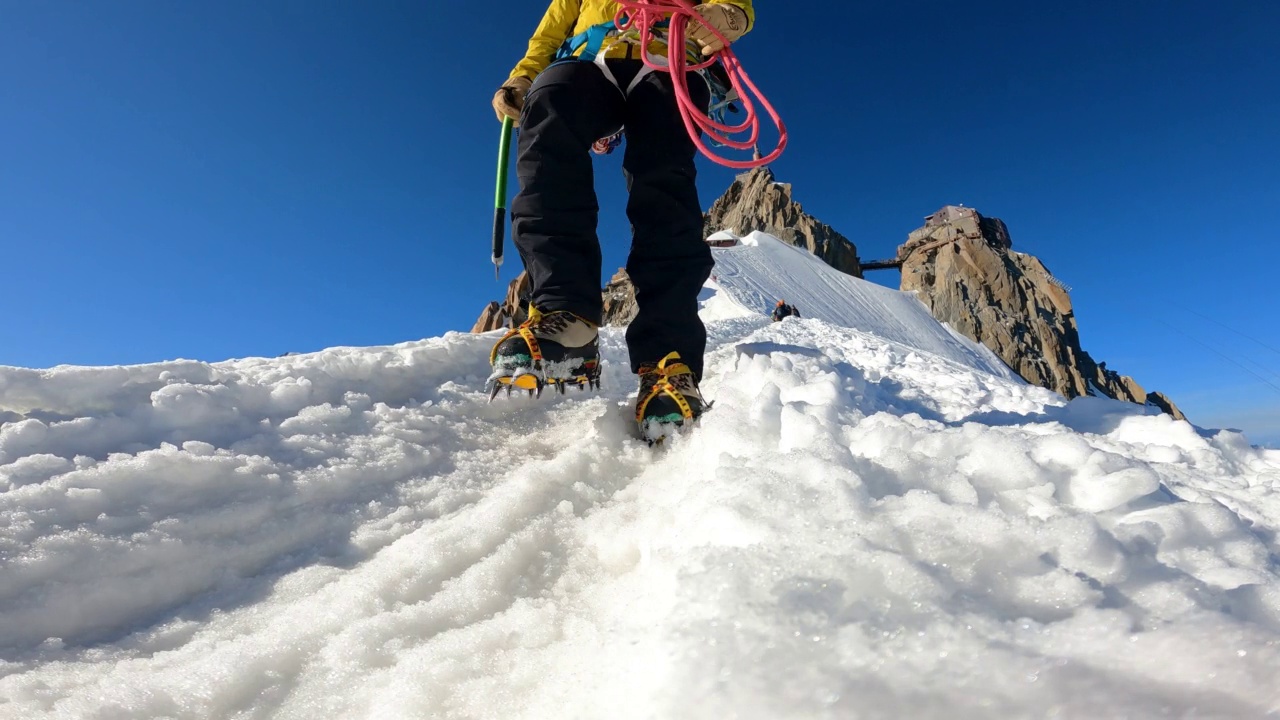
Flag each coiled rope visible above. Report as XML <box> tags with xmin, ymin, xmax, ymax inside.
<box><xmin>612</xmin><ymin>0</ymin><xmax>787</xmax><ymax>169</ymax></box>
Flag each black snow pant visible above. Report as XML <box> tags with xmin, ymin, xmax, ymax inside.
<box><xmin>511</xmin><ymin>59</ymin><xmax>713</xmax><ymax>381</ymax></box>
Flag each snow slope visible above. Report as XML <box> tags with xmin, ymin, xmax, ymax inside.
<box><xmin>703</xmin><ymin>231</ymin><xmax>1016</xmax><ymax>381</ymax></box>
<box><xmin>2</xmin><ymin>245</ymin><xmax>1280</xmax><ymax>718</ymax></box>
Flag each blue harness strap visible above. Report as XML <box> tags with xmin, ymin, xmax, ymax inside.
<box><xmin>546</xmin><ymin>17</ymin><xmax>737</xmax><ymax>149</ymax></box>
<box><xmin>556</xmin><ymin>20</ymin><xmax>617</xmax><ymax>62</ymax></box>
<box><xmin>703</xmin><ymin>66</ymin><xmax>736</xmax><ymax>127</ymax></box>
<box><xmin>555</xmin><ymin>15</ymin><xmax>675</xmax><ymax>63</ymax></box>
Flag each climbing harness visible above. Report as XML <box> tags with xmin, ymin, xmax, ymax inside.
<box><xmin>549</xmin><ymin>0</ymin><xmax>786</xmax><ymax>169</ymax></box>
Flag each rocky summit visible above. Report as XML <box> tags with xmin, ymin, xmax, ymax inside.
<box><xmin>703</xmin><ymin>167</ymin><xmax>862</xmax><ymax>277</ymax></box>
<box><xmin>898</xmin><ymin>205</ymin><xmax>1184</xmax><ymax>418</ymax></box>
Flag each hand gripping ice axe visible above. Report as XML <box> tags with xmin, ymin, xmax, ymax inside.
<box><xmin>492</xmin><ymin>116</ymin><xmax>514</xmax><ymax>280</ymax></box>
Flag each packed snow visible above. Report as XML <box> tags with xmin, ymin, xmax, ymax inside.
<box><xmin>2</xmin><ymin>234</ymin><xmax>1279</xmax><ymax>719</ymax></box>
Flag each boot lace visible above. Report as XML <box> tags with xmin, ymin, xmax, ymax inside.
<box><xmin>531</xmin><ymin>310</ymin><xmax>572</xmax><ymax>336</ymax></box>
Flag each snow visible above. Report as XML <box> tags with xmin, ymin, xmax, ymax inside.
<box><xmin>2</xmin><ymin>234</ymin><xmax>1279</xmax><ymax>718</ymax></box>
<box><xmin>706</xmin><ymin>230</ymin><xmax>741</xmax><ymax>247</ymax></box>
<box><xmin>709</xmin><ymin>231</ymin><xmax>1016</xmax><ymax>380</ymax></box>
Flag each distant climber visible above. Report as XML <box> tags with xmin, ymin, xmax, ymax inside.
<box><xmin>771</xmin><ymin>300</ymin><xmax>799</xmax><ymax>322</ymax></box>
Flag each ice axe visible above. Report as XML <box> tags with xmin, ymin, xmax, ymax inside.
<box><xmin>492</xmin><ymin>116</ymin><xmax>514</xmax><ymax>280</ymax></box>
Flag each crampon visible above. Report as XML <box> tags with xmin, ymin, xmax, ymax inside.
<box><xmin>635</xmin><ymin>351</ymin><xmax>707</xmax><ymax>444</ymax></box>
<box><xmin>485</xmin><ymin>362</ymin><xmax>601</xmax><ymax>401</ymax></box>
<box><xmin>485</xmin><ymin>307</ymin><xmax>603</xmax><ymax>401</ymax></box>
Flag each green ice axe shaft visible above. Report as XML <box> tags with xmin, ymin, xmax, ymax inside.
<box><xmin>492</xmin><ymin>116</ymin><xmax>514</xmax><ymax>280</ymax></box>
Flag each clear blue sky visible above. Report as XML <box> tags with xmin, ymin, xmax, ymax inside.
<box><xmin>3</xmin><ymin>1</ymin><xmax>1278</xmax><ymax>443</ymax></box>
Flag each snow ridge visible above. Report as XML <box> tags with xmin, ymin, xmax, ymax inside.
<box><xmin>705</xmin><ymin>231</ymin><xmax>1016</xmax><ymax>381</ymax></box>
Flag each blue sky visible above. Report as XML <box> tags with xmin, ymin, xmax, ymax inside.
<box><xmin>2</xmin><ymin>1</ymin><xmax>1278</xmax><ymax>444</ymax></box>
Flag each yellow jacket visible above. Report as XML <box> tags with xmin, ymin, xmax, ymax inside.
<box><xmin>509</xmin><ymin>0</ymin><xmax>755</xmax><ymax>82</ymax></box>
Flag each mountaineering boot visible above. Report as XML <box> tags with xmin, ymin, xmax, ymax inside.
<box><xmin>487</xmin><ymin>306</ymin><xmax>601</xmax><ymax>400</ymax></box>
<box><xmin>635</xmin><ymin>352</ymin><xmax>706</xmax><ymax>443</ymax></box>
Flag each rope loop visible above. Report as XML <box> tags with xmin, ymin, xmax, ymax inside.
<box><xmin>612</xmin><ymin>0</ymin><xmax>786</xmax><ymax>169</ymax></box>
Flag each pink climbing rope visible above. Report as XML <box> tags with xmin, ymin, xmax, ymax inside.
<box><xmin>612</xmin><ymin>0</ymin><xmax>787</xmax><ymax>169</ymax></box>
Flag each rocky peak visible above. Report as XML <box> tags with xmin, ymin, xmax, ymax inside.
<box><xmin>898</xmin><ymin>206</ymin><xmax>1184</xmax><ymax>419</ymax></box>
<box><xmin>704</xmin><ymin>167</ymin><xmax>862</xmax><ymax>277</ymax></box>
<box><xmin>601</xmin><ymin>268</ymin><xmax>638</xmax><ymax>326</ymax></box>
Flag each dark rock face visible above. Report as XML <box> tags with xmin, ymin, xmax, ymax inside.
<box><xmin>1147</xmin><ymin>392</ymin><xmax>1186</xmax><ymax>420</ymax></box>
<box><xmin>601</xmin><ymin>268</ymin><xmax>638</xmax><ymax>326</ymax></box>
<box><xmin>898</xmin><ymin>206</ymin><xmax>1185</xmax><ymax>419</ymax></box>
<box><xmin>704</xmin><ymin>167</ymin><xmax>862</xmax><ymax>278</ymax></box>
<box><xmin>471</xmin><ymin>271</ymin><xmax>531</xmax><ymax>333</ymax></box>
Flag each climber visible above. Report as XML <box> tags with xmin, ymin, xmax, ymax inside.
<box><xmin>771</xmin><ymin>300</ymin><xmax>799</xmax><ymax>322</ymax></box>
<box><xmin>486</xmin><ymin>0</ymin><xmax>755</xmax><ymax>441</ymax></box>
